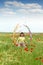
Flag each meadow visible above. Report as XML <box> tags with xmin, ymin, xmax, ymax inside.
<box><xmin>0</xmin><ymin>33</ymin><xmax>43</xmax><ymax>65</ymax></box>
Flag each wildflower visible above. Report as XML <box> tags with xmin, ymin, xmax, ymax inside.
<box><xmin>41</xmin><ymin>59</ymin><xmax>43</xmax><ymax>62</ymax></box>
<box><xmin>30</xmin><ymin>48</ymin><xmax>33</xmax><ymax>50</ymax></box>
<box><xmin>35</xmin><ymin>58</ymin><xmax>39</xmax><ymax>60</ymax></box>
<box><xmin>16</xmin><ymin>44</ymin><xmax>18</xmax><ymax>46</ymax></box>
<box><xmin>24</xmin><ymin>47</ymin><xmax>28</xmax><ymax>51</ymax></box>
<box><xmin>30</xmin><ymin>50</ymin><xmax>32</xmax><ymax>52</ymax></box>
<box><xmin>30</xmin><ymin>48</ymin><xmax>33</xmax><ymax>52</ymax></box>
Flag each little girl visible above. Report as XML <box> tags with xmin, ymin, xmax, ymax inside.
<box><xmin>16</xmin><ymin>32</ymin><xmax>27</xmax><ymax>47</ymax></box>
<box><xmin>16</xmin><ymin>32</ymin><xmax>28</xmax><ymax>51</ymax></box>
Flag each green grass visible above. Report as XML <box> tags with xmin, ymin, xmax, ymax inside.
<box><xmin>0</xmin><ymin>33</ymin><xmax>43</xmax><ymax>65</ymax></box>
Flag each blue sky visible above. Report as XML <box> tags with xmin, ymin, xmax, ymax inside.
<box><xmin>0</xmin><ymin>0</ymin><xmax>43</xmax><ymax>32</ymax></box>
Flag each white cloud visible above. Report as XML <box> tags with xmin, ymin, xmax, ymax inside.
<box><xmin>0</xmin><ymin>8</ymin><xmax>16</xmax><ymax>16</ymax></box>
<box><xmin>5</xmin><ymin>1</ymin><xmax>42</xmax><ymax>9</ymax></box>
<box><xmin>0</xmin><ymin>1</ymin><xmax>43</xmax><ymax>16</ymax></box>
<box><xmin>4</xmin><ymin>1</ymin><xmax>43</xmax><ymax>14</ymax></box>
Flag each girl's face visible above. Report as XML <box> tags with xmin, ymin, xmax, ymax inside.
<box><xmin>20</xmin><ymin>33</ymin><xmax>24</xmax><ymax>37</ymax></box>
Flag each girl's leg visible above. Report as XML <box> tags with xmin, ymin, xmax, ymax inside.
<box><xmin>23</xmin><ymin>43</ymin><xmax>26</xmax><ymax>47</ymax></box>
<box><xmin>18</xmin><ymin>44</ymin><xmax>20</xmax><ymax>47</ymax></box>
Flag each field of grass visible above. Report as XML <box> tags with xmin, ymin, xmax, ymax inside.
<box><xmin>0</xmin><ymin>33</ymin><xmax>43</xmax><ymax>65</ymax></box>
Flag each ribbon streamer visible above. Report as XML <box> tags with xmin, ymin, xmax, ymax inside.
<box><xmin>24</xmin><ymin>25</ymin><xmax>32</xmax><ymax>40</ymax></box>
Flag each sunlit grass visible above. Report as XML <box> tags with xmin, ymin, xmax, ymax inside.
<box><xmin>0</xmin><ymin>33</ymin><xmax>43</xmax><ymax>65</ymax></box>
